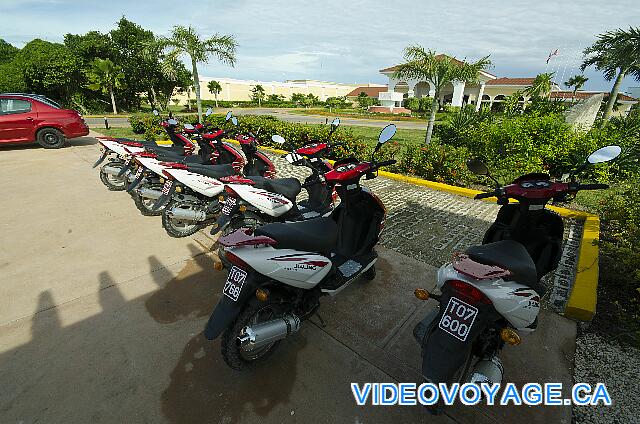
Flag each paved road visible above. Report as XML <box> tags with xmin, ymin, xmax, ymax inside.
<box><xmin>85</xmin><ymin>108</ymin><xmax>428</xmax><ymax>130</ymax></box>
<box><xmin>0</xmin><ymin>138</ymin><xmax>575</xmax><ymax>423</ymax></box>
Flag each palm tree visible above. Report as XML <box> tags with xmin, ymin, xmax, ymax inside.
<box><xmin>207</xmin><ymin>80</ymin><xmax>222</xmax><ymax>107</ymax></box>
<box><xmin>524</xmin><ymin>73</ymin><xmax>554</xmax><ymax>99</ymax></box>
<box><xmin>157</xmin><ymin>26</ymin><xmax>237</xmax><ymax>122</ymax></box>
<box><xmin>393</xmin><ymin>47</ymin><xmax>491</xmax><ymax>144</ymax></box>
<box><xmin>86</xmin><ymin>58</ymin><xmax>124</xmax><ymax>114</ymax></box>
<box><xmin>251</xmin><ymin>84</ymin><xmax>265</xmax><ymax>107</ymax></box>
<box><xmin>564</xmin><ymin>75</ymin><xmax>589</xmax><ymax>103</ymax></box>
<box><xmin>581</xmin><ymin>27</ymin><xmax>640</xmax><ymax>122</ymax></box>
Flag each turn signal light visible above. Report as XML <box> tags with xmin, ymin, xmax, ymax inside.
<box><xmin>500</xmin><ymin>328</ymin><xmax>521</xmax><ymax>346</ymax></box>
<box><xmin>239</xmin><ymin>205</ymin><xmax>247</xmax><ymax>212</ymax></box>
<box><xmin>213</xmin><ymin>261</ymin><xmax>224</xmax><ymax>271</ymax></box>
<box><xmin>175</xmin><ymin>186</ymin><xmax>182</xmax><ymax>193</ymax></box>
<box><xmin>159</xmin><ymin>177</ymin><xmax>165</xmax><ymax>183</ymax></box>
<box><xmin>219</xmin><ymin>195</ymin><xmax>225</xmax><ymax>202</ymax></box>
<box><xmin>414</xmin><ymin>288</ymin><xmax>430</xmax><ymax>301</ymax></box>
<box><xmin>255</xmin><ymin>288</ymin><xmax>269</xmax><ymax>302</ymax></box>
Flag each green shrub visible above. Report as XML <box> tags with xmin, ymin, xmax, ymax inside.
<box><xmin>129</xmin><ymin>113</ymin><xmax>161</xmax><ymax>134</ymax></box>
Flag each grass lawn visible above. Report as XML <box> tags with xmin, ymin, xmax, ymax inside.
<box><xmin>94</xmin><ymin>127</ymin><xmax>141</xmax><ymax>139</ymax></box>
<box><xmin>344</xmin><ymin>125</ymin><xmax>426</xmax><ymax>146</ymax></box>
<box><xmin>290</xmin><ymin>107</ymin><xmax>447</xmax><ymax>123</ymax></box>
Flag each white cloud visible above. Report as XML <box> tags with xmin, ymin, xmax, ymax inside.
<box><xmin>1</xmin><ymin>0</ymin><xmax>639</xmax><ymax>90</ymax></box>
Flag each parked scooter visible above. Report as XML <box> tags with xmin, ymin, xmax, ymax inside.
<box><xmin>125</xmin><ymin>111</ymin><xmax>247</xmax><ymax>216</ymax></box>
<box><xmin>203</xmin><ymin>124</ymin><xmax>398</xmax><ymax>370</ymax></box>
<box><xmin>411</xmin><ymin>145</ymin><xmax>621</xmax><ymax>414</ymax></box>
<box><xmin>150</xmin><ymin>115</ymin><xmax>281</xmax><ymax>234</ymax></box>
<box><xmin>209</xmin><ymin>118</ymin><xmax>343</xmax><ymax>239</ymax></box>
<box><xmin>94</xmin><ymin>111</ymin><xmax>203</xmax><ymax>191</ymax></box>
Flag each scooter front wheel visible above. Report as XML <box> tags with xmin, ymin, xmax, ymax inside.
<box><xmin>221</xmin><ymin>297</ymin><xmax>286</xmax><ymax>370</ymax></box>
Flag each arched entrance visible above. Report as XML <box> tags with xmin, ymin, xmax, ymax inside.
<box><xmin>414</xmin><ymin>81</ymin><xmax>431</xmax><ymax>98</ymax></box>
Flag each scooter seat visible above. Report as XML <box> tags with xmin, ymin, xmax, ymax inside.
<box><xmin>248</xmin><ymin>176</ymin><xmax>302</xmax><ymax>202</ymax></box>
<box><xmin>466</xmin><ymin>240</ymin><xmax>538</xmax><ymax>286</ymax></box>
<box><xmin>186</xmin><ymin>163</ymin><xmax>235</xmax><ymax>179</ymax></box>
<box><xmin>254</xmin><ymin>217</ymin><xmax>338</xmax><ymax>253</ymax></box>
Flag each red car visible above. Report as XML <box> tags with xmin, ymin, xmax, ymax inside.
<box><xmin>0</xmin><ymin>93</ymin><xmax>89</xmax><ymax>148</ymax></box>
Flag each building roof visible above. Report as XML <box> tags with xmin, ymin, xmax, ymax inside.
<box><xmin>380</xmin><ymin>54</ymin><xmax>496</xmax><ymax>77</ymax></box>
<box><xmin>346</xmin><ymin>86</ymin><xmax>388</xmax><ymax>97</ymax></box>
<box><xmin>550</xmin><ymin>91</ymin><xmax>637</xmax><ymax>102</ymax></box>
<box><xmin>485</xmin><ymin>77</ymin><xmax>536</xmax><ymax>86</ymax></box>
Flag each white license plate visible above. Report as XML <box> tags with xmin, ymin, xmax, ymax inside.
<box><xmin>221</xmin><ymin>197</ymin><xmax>237</xmax><ymax>216</ymax></box>
<box><xmin>161</xmin><ymin>179</ymin><xmax>173</xmax><ymax>195</ymax></box>
<box><xmin>438</xmin><ymin>297</ymin><xmax>478</xmax><ymax>342</ymax></box>
<box><xmin>223</xmin><ymin>266</ymin><xmax>247</xmax><ymax>302</ymax></box>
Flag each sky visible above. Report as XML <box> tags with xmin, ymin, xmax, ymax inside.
<box><xmin>1</xmin><ymin>0</ymin><xmax>639</xmax><ymax>92</ymax></box>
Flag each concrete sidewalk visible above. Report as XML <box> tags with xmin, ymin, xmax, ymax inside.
<box><xmin>0</xmin><ymin>140</ymin><xmax>576</xmax><ymax>423</ymax></box>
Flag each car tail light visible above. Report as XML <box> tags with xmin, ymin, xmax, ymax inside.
<box><xmin>446</xmin><ymin>279</ymin><xmax>492</xmax><ymax>305</ymax></box>
<box><xmin>225</xmin><ymin>251</ymin><xmax>249</xmax><ymax>269</ymax></box>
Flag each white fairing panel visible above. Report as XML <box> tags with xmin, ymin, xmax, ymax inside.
<box><xmin>136</xmin><ymin>157</ymin><xmax>169</xmax><ymax>176</ymax></box>
<box><xmin>166</xmin><ymin>169</ymin><xmax>225</xmax><ymax>197</ymax></box>
<box><xmin>436</xmin><ymin>264</ymin><xmax>540</xmax><ymax>330</ymax></box>
<box><xmin>99</xmin><ymin>139</ymin><xmax>145</xmax><ymax>156</ymax></box>
<box><xmin>229</xmin><ymin>184</ymin><xmax>293</xmax><ymax>217</ymax></box>
<box><xmin>230</xmin><ymin>246</ymin><xmax>331</xmax><ymax>289</ymax></box>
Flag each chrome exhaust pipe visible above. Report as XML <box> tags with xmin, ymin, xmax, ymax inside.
<box><xmin>468</xmin><ymin>356</ymin><xmax>504</xmax><ymax>386</ymax></box>
<box><xmin>102</xmin><ymin>165</ymin><xmax>124</xmax><ymax>176</ymax></box>
<box><xmin>137</xmin><ymin>187</ymin><xmax>162</xmax><ymax>200</ymax></box>
<box><xmin>236</xmin><ymin>314</ymin><xmax>301</xmax><ymax>351</ymax></box>
<box><xmin>166</xmin><ymin>207</ymin><xmax>207</xmax><ymax>222</ymax></box>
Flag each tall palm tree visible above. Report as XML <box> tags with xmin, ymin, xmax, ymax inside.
<box><xmin>86</xmin><ymin>58</ymin><xmax>124</xmax><ymax>114</ymax></box>
<box><xmin>207</xmin><ymin>80</ymin><xmax>222</xmax><ymax>107</ymax></box>
<box><xmin>564</xmin><ymin>75</ymin><xmax>589</xmax><ymax>103</ymax></box>
<box><xmin>582</xmin><ymin>27</ymin><xmax>640</xmax><ymax>122</ymax></box>
<box><xmin>524</xmin><ymin>73</ymin><xmax>554</xmax><ymax>99</ymax></box>
<box><xmin>157</xmin><ymin>26</ymin><xmax>237</xmax><ymax>122</ymax></box>
<box><xmin>393</xmin><ymin>46</ymin><xmax>491</xmax><ymax>144</ymax></box>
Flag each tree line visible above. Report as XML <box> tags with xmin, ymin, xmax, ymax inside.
<box><xmin>0</xmin><ymin>17</ymin><xmax>237</xmax><ymax>121</ymax></box>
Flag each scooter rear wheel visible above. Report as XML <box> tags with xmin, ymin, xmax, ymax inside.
<box><xmin>99</xmin><ymin>162</ymin><xmax>126</xmax><ymax>191</ymax></box>
<box><xmin>221</xmin><ymin>297</ymin><xmax>286</xmax><ymax>370</ymax></box>
<box><xmin>162</xmin><ymin>200</ymin><xmax>204</xmax><ymax>238</ymax></box>
<box><xmin>130</xmin><ymin>191</ymin><xmax>163</xmax><ymax>216</ymax></box>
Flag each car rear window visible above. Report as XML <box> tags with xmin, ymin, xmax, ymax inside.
<box><xmin>0</xmin><ymin>98</ymin><xmax>32</xmax><ymax>114</ymax></box>
<box><xmin>36</xmin><ymin>96</ymin><xmax>61</xmax><ymax>109</ymax></box>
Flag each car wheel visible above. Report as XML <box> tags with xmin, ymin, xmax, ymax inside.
<box><xmin>37</xmin><ymin>128</ymin><xmax>66</xmax><ymax>149</ymax></box>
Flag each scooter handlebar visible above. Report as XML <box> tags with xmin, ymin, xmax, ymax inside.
<box><xmin>577</xmin><ymin>183</ymin><xmax>609</xmax><ymax>191</ymax></box>
<box><xmin>474</xmin><ymin>191</ymin><xmax>497</xmax><ymax>200</ymax></box>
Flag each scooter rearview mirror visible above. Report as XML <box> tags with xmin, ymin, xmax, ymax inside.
<box><xmin>231</xmin><ymin>117</ymin><xmax>238</xmax><ymax>126</ymax></box>
<box><xmin>331</xmin><ymin>117</ymin><xmax>340</xmax><ymax>128</ymax></box>
<box><xmin>377</xmin><ymin>124</ymin><xmax>396</xmax><ymax>145</ymax></box>
<box><xmin>587</xmin><ymin>145</ymin><xmax>621</xmax><ymax>164</ymax></box>
<box><xmin>272</xmin><ymin>135</ymin><xmax>286</xmax><ymax>144</ymax></box>
<box><xmin>183</xmin><ymin>123</ymin><xmax>194</xmax><ymax>130</ymax></box>
<box><xmin>467</xmin><ymin>158</ymin><xmax>489</xmax><ymax>176</ymax></box>
<box><xmin>167</xmin><ymin>118</ymin><xmax>178</xmax><ymax>126</ymax></box>
<box><xmin>152</xmin><ymin>110</ymin><xmax>159</xmax><ymax>116</ymax></box>
<box><xmin>225</xmin><ymin>111</ymin><xmax>232</xmax><ymax>121</ymax></box>
<box><xmin>205</xmin><ymin>108</ymin><xmax>213</xmax><ymax>117</ymax></box>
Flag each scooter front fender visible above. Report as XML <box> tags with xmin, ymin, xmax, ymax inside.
<box><xmin>203</xmin><ymin>270</ymin><xmax>263</xmax><ymax>340</ymax></box>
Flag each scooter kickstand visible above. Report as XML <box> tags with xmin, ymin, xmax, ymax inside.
<box><xmin>315</xmin><ymin>312</ymin><xmax>327</xmax><ymax>328</ymax></box>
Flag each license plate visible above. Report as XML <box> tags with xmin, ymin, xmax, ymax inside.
<box><xmin>438</xmin><ymin>297</ymin><xmax>478</xmax><ymax>342</ymax></box>
<box><xmin>223</xmin><ymin>266</ymin><xmax>247</xmax><ymax>302</ymax></box>
<box><xmin>221</xmin><ymin>197</ymin><xmax>237</xmax><ymax>216</ymax></box>
<box><xmin>162</xmin><ymin>179</ymin><xmax>173</xmax><ymax>195</ymax></box>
